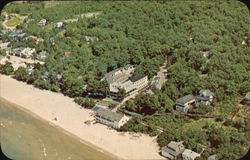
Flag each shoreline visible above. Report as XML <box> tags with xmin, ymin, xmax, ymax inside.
<box><xmin>0</xmin><ymin>74</ymin><xmax>163</xmax><ymax>160</ymax></box>
<box><xmin>0</xmin><ymin>97</ymin><xmax>120</xmax><ymax>160</ymax></box>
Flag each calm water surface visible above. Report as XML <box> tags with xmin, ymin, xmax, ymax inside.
<box><xmin>0</xmin><ymin>98</ymin><xmax>117</xmax><ymax>160</ymax></box>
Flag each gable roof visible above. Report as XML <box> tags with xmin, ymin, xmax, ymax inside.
<box><xmin>95</xmin><ymin>107</ymin><xmax>124</xmax><ymax>122</ymax></box>
<box><xmin>245</xmin><ymin>92</ymin><xmax>250</xmax><ymax>100</ymax></box>
<box><xmin>176</xmin><ymin>94</ymin><xmax>195</xmax><ymax>105</ymax></box>
<box><xmin>105</xmin><ymin>64</ymin><xmax>134</xmax><ymax>77</ymax></box>
<box><xmin>207</xmin><ymin>154</ymin><xmax>217</xmax><ymax>160</ymax></box>
<box><xmin>167</xmin><ymin>141</ymin><xmax>185</xmax><ymax>152</ymax></box>
<box><xmin>182</xmin><ymin>149</ymin><xmax>200</xmax><ymax>159</ymax></box>
<box><xmin>199</xmin><ymin>89</ymin><xmax>214</xmax><ymax>97</ymax></box>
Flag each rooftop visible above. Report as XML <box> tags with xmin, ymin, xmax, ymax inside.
<box><xmin>182</xmin><ymin>149</ymin><xmax>200</xmax><ymax>159</ymax></box>
<box><xmin>245</xmin><ymin>92</ymin><xmax>250</xmax><ymax>100</ymax></box>
<box><xmin>94</xmin><ymin>106</ymin><xmax>124</xmax><ymax>122</ymax></box>
<box><xmin>207</xmin><ymin>154</ymin><xmax>217</xmax><ymax>160</ymax></box>
<box><xmin>199</xmin><ymin>89</ymin><xmax>214</xmax><ymax>97</ymax></box>
<box><xmin>167</xmin><ymin>141</ymin><xmax>184</xmax><ymax>152</ymax></box>
<box><xmin>176</xmin><ymin>94</ymin><xmax>195</xmax><ymax>105</ymax></box>
<box><xmin>130</xmin><ymin>74</ymin><xmax>147</xmax><ymax>82</ymax></box>
<box><xmin>105</xmin><ymin>64</ymin><xmax>134</xmax><ymax>77</ymax></box>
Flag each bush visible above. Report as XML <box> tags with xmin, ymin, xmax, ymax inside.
<box><xmin>13</xmin><ymin>67</ymin><xmax>29</xmax><ymax>82</ymax></box>
<box><xmin>74</xmin><ymin>97</ymin><xmax>95</xmax><ymax>109</ymax></box>
<box><xmin>215</xmin><ymin>116</ymin><xmax>224</xmax><ymax>122</ymax></box>
<box><xmin>108</xmin><ymin>103</ymin><xmax>117</xmax><ymax>110</ymax></box>
<box><xmin>223</xmin><ymin>119</ymin><xmax>233</xmax><ymax>126</ymax></box>
<box><xmin>190</xmin><ymin>105</ymin><xmax>213</xmax><ymax>115</ymax></box>
<box><xmin>0</xmin><ymin>62</ymin><xmax>14</xmax><ymax>75</ymax></box>
<box><xmin>0</xmin><ymin>49</ymin><xmax>7</xmax><ymax>56</ymax></box>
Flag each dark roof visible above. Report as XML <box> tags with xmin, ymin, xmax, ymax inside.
<box><xmin>130</xmin><ymin>74</ymin><xmax>147</xmax><ymax>82</ymax></box>
<box><xmin>176</xmin><ymin>94</ymin><xmax>195</xmax><ymax>105</ymax></box>
<box><xmin>95</xmin><ymin>107</ymin><xmax>124</xmax><ymax>122</ymax></box>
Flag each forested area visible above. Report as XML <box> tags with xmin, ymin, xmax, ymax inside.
<box><xmin>1</xmin><ymin>1</ymin><xmax>249</xmax><ymax>159</ymax></box>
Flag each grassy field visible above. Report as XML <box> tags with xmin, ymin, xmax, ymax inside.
<box><xmin>6</xmin><ymin>17</ymin><xmax>23</xmax><ymax>27</ymax></box>
<box><xmin>44</xmin><ymin>1</ymin><xmax>63</xmax><ymax>8</ymax></box>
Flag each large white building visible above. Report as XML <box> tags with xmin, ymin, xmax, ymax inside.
<box><xmin>92</xmin><ymin>106</ymin><xmax>130</xmax><ymax>129</ymax></box>
<box><xmin>104</xmin><ymin>64</ymin><xmax>148</xmax><ymax>99</ymax></box>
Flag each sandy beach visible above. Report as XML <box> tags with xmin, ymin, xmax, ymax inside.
<box><xmin>0</xmin><ymin>74</ymin><xmax>163</xmax><ymax>160</ymax></box>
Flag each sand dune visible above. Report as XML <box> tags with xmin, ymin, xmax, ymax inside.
<box><xmin>0</xmin><ymin>74</ymin><xmax>163</xmax><ymax>160</ymax></box>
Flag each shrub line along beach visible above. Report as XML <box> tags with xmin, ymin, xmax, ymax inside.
<box><xmin>0</xmin><ymin>74</ymin><xmax>163</xmax><ymax>160</ymax></box>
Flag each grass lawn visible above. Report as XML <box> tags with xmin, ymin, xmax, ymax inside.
<box><xmin>96</xmin><ymin>98</ymin><xmax>119</xmax><ymax>107</ymax></box>
<box><xmin>181</xmin><ymin>118</ymin><xmax>217</xmax><ymax>132</ymax></box>
<box><xmin>232</xmin><ymin>105</ymin><xmax>250</xmax><ymax>122</ymax></box>
<box><xmin>6</xmin><ymin>17</ymin><xmax>23</xmax><ymax>27</ymax></box>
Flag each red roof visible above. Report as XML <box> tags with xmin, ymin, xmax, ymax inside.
<box><xmin>64</xmin><ymin>51</ymin><xmax>72</xmax><ymax>55</ymax></box>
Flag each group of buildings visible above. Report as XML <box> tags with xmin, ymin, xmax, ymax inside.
<box><xmin>175</xmin><ymin>89</ymin><xmax>214</xmax><ymax>112</ymax></box>
<box><xmin>103</xmin><ymin>64</ymin><xmax>149</xmax><ymax>100</ymax></box>
<box><xmin>2</xmin><ymin>29</ymin><xmax>49</xmax><ymax>61</ymax></box>
<box><xmin>37</xmin><ymin>18</ymin><xmax>64</xmax><ymax>28</ymax></box>
<box><xmin>161</xmin><ymin>141</ymin><xmax>217</xmax><ymax>160</ymax></box>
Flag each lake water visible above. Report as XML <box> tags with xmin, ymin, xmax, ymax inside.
<box><xmin>0</xmin><ymin>98</ymin><xmax>117</xmax><ymax>160</ymax></box>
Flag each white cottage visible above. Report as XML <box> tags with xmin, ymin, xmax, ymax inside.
<box><xmin>182</xmin><ymin>149</ymin><xmax>200</xmax><ymax>160</ymax></box>
<box><xmin>196</xmin><ymin>89</ymin><xmax>214</xmax><ymax>106</ymax></box>
<box><xmin>92</xmin><ymin>106</ymin><xmax>130</xmax><ymax>129</ymax></box>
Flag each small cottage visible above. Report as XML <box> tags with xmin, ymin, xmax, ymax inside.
<box><xmin>55</xmin><ymin>22</ymin><xmax>63</xmax><ymax>28</ymax></box>
<box><xmin>36</xmin><ymin>51</ymin><xmax>48</xmax><ymax>61</ymax></box>
<box><xmin>161</xmin><ymin>141</ymin><xmax>185</xmax><ymax>159</ymax></box>
<box><xmin>21</xmin><ymin>47</ymin><xmax>36</xmax><ymax>58</ymax></box>
<box><xmin>26</xmin><ymin>65</ymin><xmax>34</xmax><ymax>75</ymax></box>
<box><xmin>176</xmin><ymin>94</ymin><xmax>196</xmax><ymax>112</ymax></box>
<box><xmin>64</xmin><ymin>51</ymin><xmax>72</xmax><ymax>55</ymax></box>
<box><xmin>37</xmin><ymin>19</ymin><xmax>47</xmax><ymax>26</ymax></box>
<box><xmin>182</xmin><ymin>149</ymin><xmax>200</xmax><ymax>160</ymax></box>
<box><xmin>196</xmin><ymin>89</ymin><xmax>214</xmax><ymax>106</ymax></box>
<box><xmin>241</xmin><ymin>92</ymin><xmax>250</xmax><ymax>105</ymax></box>
<box><xmin>85</xmin><ymin>36</ymin><xmax>96</xmax><ymax>44</ymax></box>
<box><xmin>207</xmin><ymin>154</ymin><xmax>217</xmax><ymax>160</ymax></box>
<box><xmin>92</xmin><ymin>106</ymin><xmax>130</xmax><ymax>129</ymax></box>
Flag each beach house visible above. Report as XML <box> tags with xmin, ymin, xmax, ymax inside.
<box><xmin>36</xmin><ymin>51</ymin><xmax>48</xmax><ymax>61</ymax></box>
<box><xmin>161</xmin><ymin>141</ymin><xmax>185</xmax><ymax>159</ymax></box>
<box><xmin>176</xmin><ymin>94</ymin><xmax>196</xmax><ymax>112</ymax></box>
<box><xmin>196</xmin><ymin>89</ymin><xmax>214</xmax><ymax>106</ymax></box>
<box><xmin>104</xmin><ymin>64</ymin><xmax>148</xmax><ymax>99</ymax></box>
<box><xmin>241</xmin><ymin>92</ymin><xmax>250</xmax><ymax>105</ymax></box>
<box><xmin>92</xmin><ymin>106</ymin><xmax>130</xmax><ymax>129</ymax></box>
<box><xmin>182</xmin><ymin>149</ymin><xmax>200</xmax><ymax>160</ymax></box>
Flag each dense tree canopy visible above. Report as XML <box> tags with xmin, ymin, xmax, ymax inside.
<box><xmin>1</xmin><ymin>1</ymin><xmax>249</xmax><ymax>159</ymax></box>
